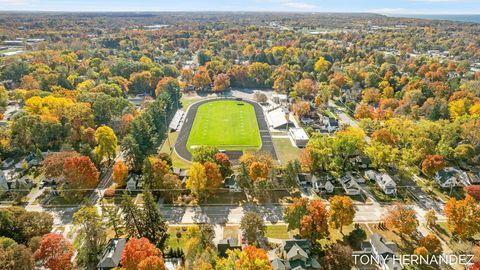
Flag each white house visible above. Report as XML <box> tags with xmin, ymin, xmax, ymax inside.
<box><xmin>370</xmin><ymin>234</ymin><xmax>403</xmax><ymax>270</ymax></box>
<box><xmin>289</xmin><ymin>127</ymin><xmax>309</xmax><ymax>147</ymax></box>
<box><xmin>341</xmin><ymin>175</ymin><xmax>361</xmax><ymax>196</ymax></box>
<box><xmin>435</xmin><ymin>167</ymin><xmax>459</xmax><ymax>188</ymax></box>
<box><xmin>365</xmin><ymin>170</ymin><xmax>397</xmax><ymax>195</ymax></box>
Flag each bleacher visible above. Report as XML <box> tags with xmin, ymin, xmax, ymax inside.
<box><xmin>169</xmin><ymin>110</ymin><xmax>185</xmax><ymax>131</ymax></box>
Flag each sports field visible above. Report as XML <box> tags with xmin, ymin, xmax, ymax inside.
<box><xmin>186</xmin><ymin>100</ymin><xmax>262</xmax><ymax>151</ymax></box>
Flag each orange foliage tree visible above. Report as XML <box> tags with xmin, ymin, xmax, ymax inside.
<box><xmin>121</xmin><ymin>238</ymin><xmax>164</xmax><ymax>270</ymax></box>
<box><xmin>204</xmin><ymin>161</ymin><xmax>223</xmax><ymax>191</ymax></box>
<box><xmin>421</xmin><ymin>154</ymin><xmax>446</xmax><ymax>177</ymax></box>
<box><xmin>112</xmin><ymin>160</ymin><xmax>128</xmax><ymax>187</ymax></box>
<box><xmin>444</xmin><ymin>195</ymin><xmax>480</xmax><ymax>240</ymax></box>
<box><xmin>383</xmin><ymin>203</ymin><xmax>419</xmax><ymax>237</ymax></box>
<box><xmin>300</xmin><ymin>199</ymin><xmax>329</xmax><ymax>245</ymax></box>
<box><xmin>34</xmin><ymin>233</ymin><xmax>73</xmax><ymax>270</ymax></box>
<box><xmin>63</xmin><ymin>156</ymin><xmax>99</xmax><ymax>189</ymax></box>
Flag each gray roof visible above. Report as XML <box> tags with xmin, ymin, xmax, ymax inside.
<box><xmin>97</xmin><ymin>238</ymin><xmax>127</xmax><ymax>269</ymax></box>
<box><xmin>271</xmin><ymin>258</ymin><xmax>287</xmax><ymax>270</ymax></box>
<box><xmin>286</xmin><ymin>243</ymin><xmax>308</xmax><ymax>260</ymax></box>
<box><xmin>282</xmin><ymin>239</ymin><xmax>310</xmax><ymax>253</ymax></box>
<box><xmin>370</xmin><ymin>234</ymin><xmax>397</xmax><ymax>256</ymax></box>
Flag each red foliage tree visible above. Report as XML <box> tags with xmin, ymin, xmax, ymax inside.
<box><xmin>138</xmin><ymin>255</ymin><xmax>167</xmax><ymax>270</ymax></box>
<box><xmin>63</xmin><ymin>156</ymin><xmax>99</xmax><ymax>189</ymax></box>
<box><xmin>34</xmin><ymin>233</ymin><xmax>73</xmax><ymax>270</ymax></box>
<box><xmin>121</xmin><ymin>238</ymin><xmax>163</xmax><ymax>270</ymax></box>
<box><xmin>42</xmin><ymin>151</ymin><xmax>79</xmax><ymax>180</ymax></box>
<box><xmin>465</xmin><ymin>185</ymin><xmax>480</xmax><ymax>201</ymax></box>
<box><xmin>204</xmin><ymin>161</ymin><xmax>223</xmax><ymax>191</ymax></box>
<box><xmin>300</xmin><ymin>199</ymin><xmax>329</xmax><ymax>244</ymax></box>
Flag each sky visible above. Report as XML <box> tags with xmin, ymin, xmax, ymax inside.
<box><xmin>0</xmin><ymin>0</ymin><xmax>479</xmax><ymax>14</ymax></box>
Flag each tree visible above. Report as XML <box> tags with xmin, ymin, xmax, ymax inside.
<box><xmin>300</xmin><ymin>199</ymin><xmax>329</xmax><ymax>245</ymax></box>
<box><xmin>129</xmin><ymin>71</ymin><xmax>153</xmax><ymax>95</ymax></box>
<box><xmin>63</xmin><ymin>156</ymin><xmax>99</xmax><ymax>190</ymax></box>
<box><xmin>419</xmin><ymin>234</ymin><xmax>442</xmax><ymax>255</ymax></box>
<box><xmin>249</xmin><ymin>161</ymin><xmax>269</xmax><ymax>181</ymax></box>
<box><xmin>204</xmin><ymin>161</ymin><xmax>223</xmax><ymax>193</ymax></box>
<box><xmin>215</xmin><ymin>152</ymin><xmax>232</xmax><ymax>178</ymax></box>
<box><xmin>138</xmin><ymin>256</ymin><xmax>166</xmax><ymax>270</ymax></box>
<box><xmin>354</xmin><ymin>103</ymin><xmax>375</xmax><ymax>120</ymax></box>
<box><xmin>240</xmin><ymin>212</ymin><xmax>265</xmax><ymax>244</ymax></box>
<box><xmin>120</xmin><ymin>238</ymin><xmax>163</xmax><ymax>270</ymax></box>
<box><xmin>191</xmin><ymin>146</ymin><xmax>218</xmax><ymax>163</ymax></box>
<box><xmin>94</xmin><ymin>126</ymin><xmax>118</xmax><ymax>162</ymax></box>
<box><xmin>183</xmin><ymin>225</ymin><xmax>216</xmax><ymax>269</ymax></box>
<box><xmin>331</xmin><ymin>127</ymin><xmax>366</xmax><ymax>170</ymax></box>
<box><xmin>215</xmin><ymin>245</ymin><xmax>272</xmax><ymax>270</ymax></box>
<box><xmin>465</xmin><ymin>185</ymin><xmax>480</xmax><ymax>200</ymax></box>
<box><xmin>0</xmin><ymin>207</ymin><xmax>53</xmax><ymax>244</ymax></box>
<box><xmin>414</xmin><ymin>246</ymin><xmax>429</xmax><ymax>257</ymax></box>
<box><xmin>112</xmin><ymin>160</ymin><xmax>128</xmax><ymax>187</ymax></box>
<box><xmin>291</xmin><ymin>100</ymin><xmax>310</xmax><ymax>117</ymax></box>
<box><xmin>34</xmin><ymin>233</ymin><xmax>73</xmax><ymax>270</ymax></box>
<box><xmin>213</xmin><ymin>73</ymin><xmax>231</xmax><ymax>92</ymax></box>
<box><xmin>42</xmin><ymin>151</ymin><xmax>79</xmax><ymax>181</ymax></box>
<box><xmin>364</xmin><ymin>142</ymin><xmax>399</xmax><ymax>169</ymax></box>
<box><xmin>155</xmin><ymin>77</ymin><xmax>179</xmax><ymax>98</ymax></box>
<box><xmin>101</xmin><ymin>200</ymin><xmax>124</xmax><ymax>238</ymax></box>
<box><xmin>421</xmin><ymin>154</ymin><xmax>446</xmax><ymax>177</ymax></box>
<box><xmin>72</xmin><ymin>204</ymin><xmax>107</xmax><ymax>269</ymax></box>
<box><xmin>142</xmin><ymin>189</ymin><xmax>168</xmax><ymax>248</ymax></box>
<box><xmin>0</xmin><ymin>244</ymin><xmax>35</xmax><ymax>270</ymax></box>
<box><xmin>284</xmin><ymin>197</ymin><xmax>308</xmax><ymax>231</ymax></box>
<box><xmin>323</xmin><ymin>244</ymin><xmax>353</xmax><ymax>270</ymax></box>
<box><xmin>444</xmin><ymin>195</ymin><xmax>480</xmax><ymax>240</ymax></box>
<box><xmin>192</xmin><ymin>67</ymin><xmax>211</xmax><ymax>91</ymax></box>
<box><xmin>186</xmin><ymin>162</ymin><xmax>208</xmax><ymax>201</ymax></box>
<box><xmin>254</xmin><ymin>92</ymin><xmax>268</xmax><ymax>104</ymax></box>
<box><xmin>120</xmin><ymin>193</ymin><xmax>143</xmax><ymax>238</ymax></box>
<box><xmin>424</xmin><ymin>209</ymin><xmax>438</xmax><ymax>228</ymax></box>
<box><xmin>281</xmin><ymin>160</ymin><xmax>301</xmax><ymax>188</ymax></box>
<box><xmin>142</xmin><ymin>156</ymin><xmax>171</xmax><ymax>190</ymax></box>
<box><xmin>329</xmin><ymin>196</ymin><xmax>355</xmax><ymax>234</ymax></box>
<box><xmin>383</xmin><ymin>204</ymin><xmax>419</xmax><ymax>237</ymax></box>
<box><xmin>292</xmin><ymin>79</ymin><xmax>317</xmax><ymax>97</ymax></box>
<box><xmin>314</xmin><ymin>57</ymin><xmax>330</xmax><ymax>73</ymax></box>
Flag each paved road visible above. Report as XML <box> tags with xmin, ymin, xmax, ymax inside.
<box><xmin>158</xmin><ymin>203</ymin><xmax>446</xmax><ymax>225</ymax></box>
<box><xmin>175</xmin><ymin>98</ymin><xmax>277</xmax><ymax>161</ymax></box>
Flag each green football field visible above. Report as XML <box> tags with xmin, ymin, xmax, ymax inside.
<box><xmin>186</xmin><ymin>100</ymin><xmax>262</xmax><ymax>151</ymax></box>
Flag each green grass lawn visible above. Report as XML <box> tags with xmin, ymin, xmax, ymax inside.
<box><xmin>158</xmin><ymin>131</ymin><xmax>191</xmax><ymax>169</ymax></box>
<box><xmin>265</xmin><ymin>225</ymin><xmax>290</xmax><ymax>239</ymax></box>
<box><xmin>186</xmin><ymin>100</ymin><xmax>261</xmax><ymax>152</ymax></box>
<box><xmin>272</xmin><ymin>138</ymin><xmax>301</xmax><ymax>164</ymax></box>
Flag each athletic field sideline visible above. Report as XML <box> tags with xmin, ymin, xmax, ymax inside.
<box><xmin>186</xmin><ymin>100</ymin><xmax>261</xmax><ymax>151</ymax></box>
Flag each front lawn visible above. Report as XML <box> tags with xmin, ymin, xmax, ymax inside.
<box><xmin>265</xmin><ymin>225</ymin><xmax>289</xmax><ymax>239</ymax></box>
<box><xmin>272</xmin><ymin>138</ymin><xmax>301</xmax><ymax>164</ymax></box>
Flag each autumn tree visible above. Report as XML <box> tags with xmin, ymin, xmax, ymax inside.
<box><xmin>0</xmin><ymin>243</ymin><xmax>35</xmax><ymax>270</ymax></box>
<box><xmin>112</xmin><ymin>160</ymin><xmax>128</xmax><ymax>187</ymax></box>
<box><xmin>284</xmin><ymin>197</ymin><xmax>308</xmax><ymax>231</ymax></box>
<box><xmin>142</xmin><ymin>156</ymin><xmax>172</xmax><ymax>190</ymax></box>
<box><xmin>215</xmin><ymin>245</ymin><xmax>272</xmax><ymax>270</ymax></box>
<box><xmin>215</xmin><ymin>152</ymin><xmax>233</xmax><ymax>178</ymax></box>
<box><xmin>63</xmin><ymin>156</ymin><xmax>99</xmax><ymax>191</ymax></box>
<box><xmin>155</xmin><ymin>77</ymin><xmax>179</xmax><ymax>98</ymax></box>
<box><xmin>204</xmin><ymin>161</ymin><xmax>223</xmax><ymax>193</ymax></box>
<box><xmin>383</xmin><ymin>203</ymin><xmax>419</xmax><ymax>237</ymax></box>
<box><xmin>419</xmin><ymin>234</ymin><xmax>442</xmax><ymax>255</ymax></box>
<box><xmin>191</xmin><ymin>146</ymin><xmax>218</xmax><ymax>163</ymax></box>
<box><xmin>186</xmin><ymin>162</ymin><xmax>208</xmax><ymax>201</ymax></box>
<box><xmin>329</xmin><ymin>195</ymin><xmax>355</xmax><ymax>235</ymax></box>
<box><xmin>292</xmin><ymin>79</ymin><xmax>317</xmax><ymax>97</ymax></box>
<box><xmin>34</xmin><ymin>233</ymin><xmax>73</xmax><ymax>270</ymax></box>
<box><xmin>314</xmin><ymin>57</ymin><xmax>330</xmax><ymax>74</ymax></box>
<box><xmin>213</xmin><ymin>73</ymin><xmax>231</xmax><ymax>92</ymax></box>
<box><xmin>0</xmin><ymin>207</ymin><xmax>53</xmax><ymax>244</ymax></box>
<box><xmin>300</xmin><ymin>199</ymin><xmax>329</xmax><ymax>245</ymax></box>
<box><xmin>465</xmin><ymin>185</ymin><xmax>480</xmax><ymax>200</ymax></box>
<box><xmin>291</xmin><ymin>100</ymin><xmax>311</xmax><ymax>117</ymax></box>
<box><xmin>240</xmin><ymin>212</ymin><xmax>265</xmax><ymax>244</ymax></box>
<box><xmin>120</xmin><ymin>238</ymin><xmax>164</xmax><ymax>270</ymax></box>
<box><xmin>192</xmin><ymin>67</ymin><xmax>211</xmax><ymax>91</ymax></box>
<box><xmin>182</xmin><ymin>225</ymin><xmax>216</xmax><ymax>269</ymax></box>
<box><xmin>444</xmin><ymin>195</ymin><xmax>480</xmax><ymax>240</ymax></box>
<box><xmin>421</xmin><ymin>154</ymin><xmax>446</xmax><ymax>177</ymax></box>
<box><xmin>364</xmin><ymin>142</ymin><xmax>399</xmax><ymax>170</ymax></box>
<box><xmin>323</xmin><ymin>244</ymin><xmax>353</xmax><ymax>270</ymax></box>
<box><xmin>94</xmin><ymin>125</ymin><xmax>118</xmax><ymax>162</ymax></box>
<box><xmin>42</xmin><ymin>151</ymin><xmax>79</xmax><ymax>181</ymax></box>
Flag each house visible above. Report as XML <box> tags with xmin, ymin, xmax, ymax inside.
<box><xmin>351</xmin><ymin>155</ymin><xmax>371</xmax><ymax>169</ymax></box>
<box><xmin>217</xmin><ymin>237</ymin><xmax>241</xmax><ymax>257</ymax></box>
<box><xmin>341</xmin><ymin>175</ymin><xmax>361</xmax><ymax>196</ymax></box>
<box><xmin>315</xmin><ymin>115</ymin><xmax>339</xmax><ymax>134</ymax></box>
<box><xmin>365</xmin><ymin>170</ymin><xmax>397</xmax><ymax>195</ymax></box>
<box><xmin>435</xmin><ymin>167</ymin><xmax>459</xmax><ymax>188</ymax></box>
<box><xmin>272</xmin><ymin>94</ymin><xmax>288</xmax><ymax>105</ymax></box>
<box><xmin>289</xmin><ymin>128</ymin><xmax>309</xmax><ymax>147</ymax></box>
<box><xmin>311</xmin><ymin>174</ymin><xmax>334</xmax><ymax>194</ymax></box>
<box><xmin>126</xmin><ymin>174</ymin><xmax>140</xmax><ymax>191</ymax></box>
<box><xmin>173</xmin><ymin>167</ymin><xmax>189</xmax><ymax>182</ymax></box>
<box><xmin>224</xmin><ymin>175</ymin><xmax>241</xmax><ymax>192</ymax></box>
<box><xmin>370</xmin><ymin>234</ymin><xmax>403</xmax><ymax>270</ymax></box>
<box><xmin>268</xmin><ymin>239</ymin><xmax>320</xmax><ymax>270</ymax></box>
<box><xmin>97</xmin><ymin>238</ymin><xmax>127</xmax><ymax>270</ymax></box>
<box><xmin>1</xmin><ymin>158</ymin><xmax>15</xmax><ymax>169</ymax></box>
<box><xmin>297</xmin><ymin>173</ymin><xmax>311</xmax><ymax>186</ymax></box>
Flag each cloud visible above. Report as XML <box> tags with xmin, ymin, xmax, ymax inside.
<box><xmin>0</xmin><ymin>0</ymin><xmax>32</xmax><ymax>6</ymax></box>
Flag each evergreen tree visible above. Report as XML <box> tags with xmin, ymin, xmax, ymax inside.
<box><xmin>120</xmin><ymin>192</ymin><xmax>144</xmax><ymax>238</ymax></box>
<box><xmin>142</xmin><ymin>188</ymin><xmax>168</xmax><ymax>249</ymax></box>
